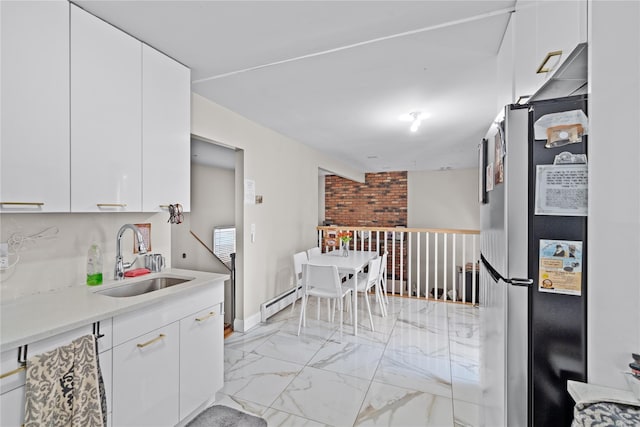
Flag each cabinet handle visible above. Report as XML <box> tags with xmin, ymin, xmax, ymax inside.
<box><xmin>1</xmin><ymin>202</ymin><xmax>44</xmax><ymax>206</ymax></box>
<box><xmin>195</xmin><ymin>311</ymin><xmax>217</xmax><ymax>322</ymax></box>
<box><xmin>0</xmin><ymin>365</ymin><xmax>26</xmax><ymax>380</ymax></box>
<box><xmin>536</xmin><ymin>50</ymin><xmax>563</xmax><ymax>74</ymax></box>
<box><xmin>97</xmin><ymin>203</ymin><xmax>127</xmax><ymax>208</ymax></box>
<box><xmin>136</xmin><ymin>333</ymin><xmax>166</xmax><ymax>348</ymax></box>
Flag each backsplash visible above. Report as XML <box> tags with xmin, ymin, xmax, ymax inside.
<box><xmin>0</xmin><ymin>213</ymin><xmax>171</xmax><ymax>302</ymax></box>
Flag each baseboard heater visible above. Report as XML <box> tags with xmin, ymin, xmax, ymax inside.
<box><xmin>260</xmin><ymin>286</ymin><xmax>300</xmax><ymax>322</ymax></box>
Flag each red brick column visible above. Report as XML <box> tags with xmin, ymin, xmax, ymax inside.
<box><xmin>325</xmin><ymin>172</ymin><xmax>408</xmax><ymax>285</ymax></box>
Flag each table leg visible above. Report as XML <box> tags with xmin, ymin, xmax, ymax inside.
<box><xmin>353</xmin><ymin>267</ymin><xmax>358</xmax><ymax>336</ymax></box>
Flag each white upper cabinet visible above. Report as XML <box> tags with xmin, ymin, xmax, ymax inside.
<box><xmin>142</xmin><ymin>45</ymin><xmax>191</xmax><ymax>212</ymax></box>
<box><xmin>0</xmin><ymin>0</ymin><xmax>70</xmax><ymax>212</ymax></box>
<box><xmin>71</xmin><ymin>5</ymin><xmax>142</xmax><ymax>212</ymax></box>
<box><xmin>496</xmin><ymin>14</ymin><xmax>515</xmax><ymax>111</ymax></box>
<box><xmin>513</xmin><ymin>0</ymin><xmax>587</xmax><ymax>101</ymax></box>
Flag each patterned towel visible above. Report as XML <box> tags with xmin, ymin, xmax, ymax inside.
<box><xmin>24</xmin><ymin>334</ymin><xmax>106</xmax><ymax>427</ymax></box>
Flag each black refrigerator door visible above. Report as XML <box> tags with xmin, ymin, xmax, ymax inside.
<box><xmin>528</xmin><ymin>95</ymin><xmax>588</xmax><ymax>427</ymax></box>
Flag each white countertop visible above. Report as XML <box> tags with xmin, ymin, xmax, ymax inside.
<box><xmin>568</xmin><ymin>379</ymin><xmax>640</xmax><ymax>406</ymax></box>
<box><xmin>0</xmin><ymin>268</ymin><xmax>229</xmax><ymax>352</ymax></box>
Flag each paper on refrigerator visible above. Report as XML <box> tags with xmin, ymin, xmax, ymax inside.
<box><xmin>535</xmin><ymin>164</ymin><xmax>588</xmax><ymax>216</ymax></box>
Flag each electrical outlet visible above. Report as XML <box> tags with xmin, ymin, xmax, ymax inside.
<box><xmin>0</xmin><ymin>243</ymin><xmax>8</xmax><ymax>269</ymax></box>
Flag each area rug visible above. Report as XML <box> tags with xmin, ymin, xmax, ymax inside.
<box><xmin>186</xmin><ymin>405</ymin><xmax>267</xmax><ymax>427</ymax></box>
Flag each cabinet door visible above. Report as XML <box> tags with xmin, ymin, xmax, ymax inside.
<box><xmin>179</xmin><ymin>304</ymin><xmax>223</xmax><ymax>419</ymax></box>
<box><xmin>496</xmin><ymin>14</ymin><xmax>514</xmax><ymax>111</ymax></box>
<box><xmin>0</xmin><ymin>0</ymin><xmax>70</xmax><ymax>212</ymax></box>
<box><xmin>513</xmin><ymin>0</ymin><xmax>544</xmax><ymax>101</ymax></box>
<box><xmin>535</xmin><ymin>0</ymin><xmax>587</xmax><ymax>71</ymax></box>
<box><xmin>142</xmin><ymin>45</ymin><xmax>191</xmax><ymax>212</ymax></box>
<box><xmin>0</xmin><ymin>386</ymin><xmax>25</xmax><ymax>427</ymax></box>
<box><xmin>70</xmin><ymin>4</ymin><xmax>142</xmax><ymax>212</ymax></box>
<box><xmin>112</xmin><ymin>323</ymin><xmax>179</xmax><ymax>427</ymax></box>
<box><xmin>514</xmin><ymin>0</ymin><xmax>588</xmax><ymax>101</ymax></box>
<box><xmin>98</xmin><ymin>349</ymin><xmax>112</xmax><ymax>424</ymax></box>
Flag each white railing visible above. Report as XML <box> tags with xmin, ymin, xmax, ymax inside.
<box><xmin>317</xmin><ymin>226</ymin><xmax>480</xmax><ymax>305</ymax></box>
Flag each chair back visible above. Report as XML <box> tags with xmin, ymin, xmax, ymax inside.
<box><xmin>379</xmin><ymin>251</ymin><xmax>388</xmax><ymax>280</ymax></box>
<box><xmin>293</xmin><ymin>251</ymin><xmax>308</xmax><ymax>286</ymax></box>
<box><xmin>303</xmin><ymin>264</ymin><xmax>342</xmax><ymax>296</ymax></box>
<box><xmin>307</xmin><ymin>247</ymin><xmax>322</xmax><ymax>258</ymax></box>
<box><xmin>366</xmin><ymin>257</ymin><xmax>382</xmax><ymax>286</ymax></box>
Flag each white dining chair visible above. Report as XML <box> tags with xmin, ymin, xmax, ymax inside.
<box><xmin>307</xmin><ymin>247</ymin><xmax>321</xmax><ymax>258</ymax></box>
<box><xmin>345</xmin><ymin>256</ymin><xmax>381</xmax><ymax>331</ymax></box>
<box><xmin>356</xmin><ymin>253</ymin><xmax>387</xmax><ymax>317</ymax></box>
<box><xmin>291</xmin><ymin>251</ymin><xmax>308</xmax><ymax>313</ymax></box>
<box><xmin>297</xmin><ymin>264</ymin><xmax>353</xmax><ymax>337</ymax></box>
<box><xmin>293</xmin><ymin>250</ymin><xmax>331</xmax><ymax>320</ymax></box>
<box><xmin>378</xmin><ymin>251</ymin><xmax>390</xmax><ymax>308</ymax></box>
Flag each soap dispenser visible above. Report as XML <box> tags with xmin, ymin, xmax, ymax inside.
<box><xmin>87</xmin><ymin>244</ymin><xmax>103</xmax><ymax>285</ymax></box>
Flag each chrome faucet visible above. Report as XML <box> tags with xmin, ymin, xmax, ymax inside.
<box><xmin>114</xmin><ymin>224</ymin><xmax>147</xmax><ymax>280</ymax></box>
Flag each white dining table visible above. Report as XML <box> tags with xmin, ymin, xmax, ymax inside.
<box><xmin>306</xmin><ymin>250</ymin><xmax>378</xmax><ymax>336</ymax></box>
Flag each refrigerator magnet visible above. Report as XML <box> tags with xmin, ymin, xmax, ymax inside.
<box><xmin>538</xmin><ymin>239</ymin><xmax>583</xmax><ymax>296</ymax></box>
<box><xmin>486</xmin><ymin>163</ymin><xmax>494</xmax><ymax>192</ymax></box>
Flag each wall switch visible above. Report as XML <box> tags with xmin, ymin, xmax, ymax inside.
<box><xmin>0</xmin><ymin>243</ymin><xmax>8</xmax><ymax>269</ymax></box>
<box><xmin>250</xmin><ymin>224</ymin><xmax>256</xmax><ymax>243</ymax></box>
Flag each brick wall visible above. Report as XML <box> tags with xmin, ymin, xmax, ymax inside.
<box><xmin>325</xmin><ymin>172</ymin><xmax>408</xmax><ymax>282</ymax></box>
<box><xmin>324</xmin><ymin>171</ymin><xmax>407</xmax><ymax>227</ymax></box>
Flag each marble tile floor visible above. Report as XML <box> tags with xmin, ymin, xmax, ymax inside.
<box><xmin>217</xmin><ymin>295</ymin><xmax>483</xmax><ymax>427</ymax></box>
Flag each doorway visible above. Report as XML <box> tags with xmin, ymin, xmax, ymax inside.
<box><xmin>171</xmin><ymin>137</ymin><xmax>238</xmax><ymax>335</ymax></box>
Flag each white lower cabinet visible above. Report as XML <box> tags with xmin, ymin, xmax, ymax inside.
<box><xmin>98</xmin><ymin>349</ymin><xmax>113</xmax><ymax>427</ymax></box>
<box><xmin>179</xmin><ymin>303</ymin><xmax>224</xmax><ymax>419</ymax></box>
<box><xmin>112</xmin><ymin>323</ymin><xmax>180</xmax><ymax>427</ymax></box>
<box><xmin>0</xmin><ymin>282</ymin><xmax>224</xmax><ymax>426</ymax></box>
<box><xmin>0</xmin><ymin>386</ymin><xmax>24</xmax><ymax>427</ymax></box>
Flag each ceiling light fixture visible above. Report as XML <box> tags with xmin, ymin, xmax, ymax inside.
<box><xmin>399</xmin><ymin>111</ymin><xmax>428</xmax><ymax>133</ymax></box>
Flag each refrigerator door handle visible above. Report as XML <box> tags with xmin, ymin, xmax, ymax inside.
<box><xmin>481</xmin><ymin>254</ymin><xmax>534</xmax><ymax>287</ymax></box>
<box><xmin>508</xmin><ymin>277</ymin><xmax>534</xmax><ymax>287</ymax></box>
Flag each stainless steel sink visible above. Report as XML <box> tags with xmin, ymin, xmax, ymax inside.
<box><xmin>97</xmin><ymin>276</ymin><xmax>194</xmax><ymax>297</ymax></box>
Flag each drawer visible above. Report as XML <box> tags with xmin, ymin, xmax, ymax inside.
<box><xmin>1</xmin><ymin>324</ymin><xmax>93</xmax><ymax>393</ymax></box>
<box><xmin>113</xmin><ymin>283</ymin><xmax>222</xmax><ymax>347</ymax></box>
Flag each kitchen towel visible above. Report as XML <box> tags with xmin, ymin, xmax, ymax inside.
<box><xmin>24</xmin><ymin>334</ymin><xmax>106</xmax><ymax>427</ymax></box>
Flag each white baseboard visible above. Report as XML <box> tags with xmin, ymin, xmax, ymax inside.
<box><xmin>233</xmin><ymin>311</ymin><xmax>262</xmax><ymax>333</ymax></box>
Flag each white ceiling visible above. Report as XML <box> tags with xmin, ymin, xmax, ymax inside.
<box><xmin>75</xmin><ymin>0</ymin><xmax>515</xmax><ymax>173</ymax></box>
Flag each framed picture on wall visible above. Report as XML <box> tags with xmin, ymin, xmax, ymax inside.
<box><xmin>479</xmin><ymin>138</ymin><xmax>488</xmax><ymax>204</ymax></box>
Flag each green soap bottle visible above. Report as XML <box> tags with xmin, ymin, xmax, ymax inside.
<box><xmin>86</xmin><ymin>244</ymin><xmax>103</xmax><ymax>286</ymax></box>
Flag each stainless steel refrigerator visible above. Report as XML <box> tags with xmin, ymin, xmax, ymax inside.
<box><xmin>480</xmin><ymin>95</ymin><xmax>588</xmax><ymax>427</ymax></box>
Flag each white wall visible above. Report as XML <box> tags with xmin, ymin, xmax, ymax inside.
<box><xmin>0</xmin><ymin>213</ymin><xmax>171</xmax><ymax>301</ymax></box>
<box><xmin>408</xmin><ymin>168</ymin><xmax>480</xmax><ymax>230</ymax></box>
<box><xmin>191</xmin><ymin>93</ymin><xmax>363</xmax><ymax>331</ymax></box>
<box><xmin>587</xmin><ymin>0</ymin><xmax>640</xmax><ymax>389</ymax></box>
<box><xmin>407</xmin><ymin>168</ymin><xmax>480</xmax><ymax>296</ymax></box>
<box><xmin>318</xmin><ymin>174</ymin><xmax>326</xmax><ymax>226</ymax></box>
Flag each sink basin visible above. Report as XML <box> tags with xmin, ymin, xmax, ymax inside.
<box><xmin>97</xmin><ymin>275</ymin><xmax>194</xmax><ymax>298</ymax></box>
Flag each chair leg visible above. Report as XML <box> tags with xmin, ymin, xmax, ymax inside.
<box><xmin>297</xmin><ymin>294</ymin><xmax>307</xmax><ymax>336</ymax></box>
<box><xmin>381</xmin><ymin>278</ymin><xmax>389</xmax><ymax>304</ymax></box>
<box><xmin>291</xmin><ymin>286</ymin><xmax>298</xmax><ymax>313</ymax></box>
<box><xmin>338</xmin><ymin>298</ymin><xmax>343</xmax><ymax>338</ymax></box>
<box><xmin>375</xmin><ymin>285</ymin><xmax>387</xmax><ymax>317</ymax></box>
<box><xmin>363</xmin><ymin>290</ymin><xmax>375</xmax><ymax>332</ymax></box>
